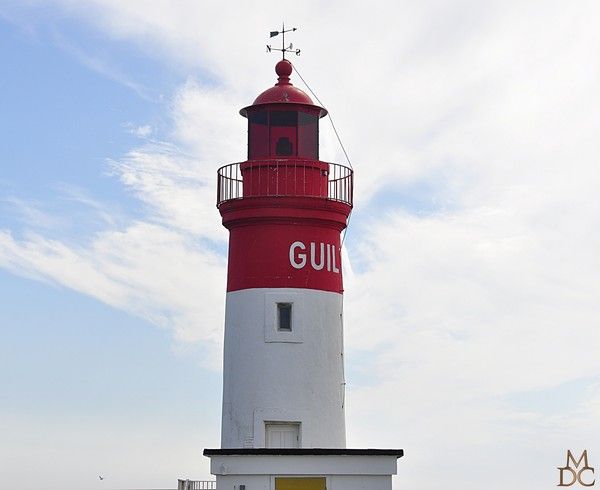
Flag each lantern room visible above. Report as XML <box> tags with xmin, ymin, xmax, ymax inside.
<box><xmin>240</xmin><ymin>59</ymin><xmax>327</xmax><ymax>161</ymax></box>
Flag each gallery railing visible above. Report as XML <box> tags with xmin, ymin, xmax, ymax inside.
<box><xmin>217</xmin><ymin>160</ymin><xmax>353</xmax><ymax>207</ymax></box>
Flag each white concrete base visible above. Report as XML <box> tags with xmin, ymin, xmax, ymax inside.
<box><xmin>204</xmin><ymin>449</ymin><xmax>403</xmax><ymax>490</ymax></box>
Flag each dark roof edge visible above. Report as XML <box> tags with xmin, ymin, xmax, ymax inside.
<box><xmin>203</xmin><ymin>448</ymin><xmax>404</xmax><ymax>458</ymax></box>
<box><xmin>239</xmin><ymin>102</ymin><xmax>328</xmax><ymax>118</ymax></box>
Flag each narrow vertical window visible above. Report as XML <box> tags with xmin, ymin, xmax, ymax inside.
<box><xmin>277</xmin><ymin>303</ymin><xmax>292</xmax><ymax>331</ymax></box>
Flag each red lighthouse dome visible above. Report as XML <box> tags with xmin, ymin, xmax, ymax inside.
<box><xmin>241</xmin><ymin>59</ymin><xmax>326</xmax><ymax>112</ymax></box>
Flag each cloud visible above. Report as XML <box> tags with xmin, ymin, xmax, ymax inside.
<box><xmin>0</xmin><ymin>224</ymin><xmax>226</xmax><ymax>347</ymax></box>
<box><xmin>127</xmin><ymin>124</ymin><xmax>153</xmax><ymax>137</ymax></box>
<box><xmin>51</xmin><ymin>29</ymin><xmax>158</xmax><ymax>101</ymax></box>
<box><xmin>1</xmin><ymin>196</ymin><xmax>66</xmax><ymax>229</ymax></box>
<box><xmin>109</xmin><ymin>142</ymin><xmax>220</xmax><ymax>240</ymax></box>
<box><xmin>0</xmin><ymin>115</ymin><xmax>231</xmax><ymax>349</ymax></box>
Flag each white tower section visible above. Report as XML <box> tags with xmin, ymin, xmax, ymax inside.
<box><xmin>221</xmin><ymin>288</ymin><xmax>346</xmax><ymax>448</ymax></box>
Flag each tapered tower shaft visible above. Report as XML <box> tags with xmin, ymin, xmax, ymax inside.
<box><xmin>217</xmin><ymin>59</ymin><xmax>353</xmax><ymax>449</ymax></box>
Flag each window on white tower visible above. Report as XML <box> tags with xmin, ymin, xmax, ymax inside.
<box><xmin>277</xmin><ymin>303</ymin><xmax>292</xmax><ymax>331</ymax></box>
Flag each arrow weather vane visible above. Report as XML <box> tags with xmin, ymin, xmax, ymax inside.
<box><xmin>266</xmin><ymin>23</ymin><xmax>301</xmax><ymax>59</ymax></box>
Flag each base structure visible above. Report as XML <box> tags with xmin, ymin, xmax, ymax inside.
<box><xmin>204</xmin><ymin>448</ymin><xmax>403</xmax><ymax>490</ymax></box>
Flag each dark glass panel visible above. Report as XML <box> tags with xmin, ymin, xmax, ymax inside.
<box><xmin>277</xmin><ymin>303</ymin><xmax>292</xmax><ymax>331</ymax></box>
<box><xmin>249</xmin><ymin>110</ymin><xmax>268</xmax><ymax>125</ymax></box>
<box><xmin>270</xmin><ymin>111</ymin><xmax>297</xmax><ymax>127</ymax></box>
<box><xmin>270</xmin><ymin>111</ymin><xmax>297</xmax><ymax>157</ymax></box>
<box><xmin>276</xmin><ymin>137</ymin><xmax>293</xmax><ymax>156</ymax></box>
<box><xmin>248</xmin><ymin>110</ymin><xmax>269</xmax><ymax>158</ymax></box>
<box><xmin>298</xmin><ymin>112</ymin><xmax>319</xmax><ymax>159</ymax></box>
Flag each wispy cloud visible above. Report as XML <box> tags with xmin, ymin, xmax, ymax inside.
<box><xmin>1</xmin><ymin>196</ymin><xmax>66</xmax><ymax>229</ymax></box>
<box><xmin>53</xmin><ymin>182</ymin><xmax>120</xmax><ymax>227</ymax></box>
<box><xmin>51</xmin><ymin>29</ymin><xmax>158</xmax><ymax>102</ymax></box>
<box><xmin>128</xmin><ymin>124</ymin><xmax>152</xmax><ymax>137</ymax></box>
<box><xmin>0</xmin><ymin>223</ymin><xmax>226</xmax><ymax>347</ymax></box>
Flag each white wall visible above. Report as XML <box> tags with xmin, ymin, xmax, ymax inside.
<box><xmin>216</xmin><ymin>475</ymin><xmax>269</xmax><ymax>490</ymax></box>
<box><xmin>221</xmin><ymin>288</ymin><xmax>346</xmax><ymax>448</ymax></box>
<box><xmin>329</xmin><ymin>475</ymin><xmax>391</xmax><ymax>490</ymax></box>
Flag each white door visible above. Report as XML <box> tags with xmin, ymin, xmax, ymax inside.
<box><xmin>265</xmin><ymin>423</ymin><xmax>300</xmax><ymax>448</ymax></box>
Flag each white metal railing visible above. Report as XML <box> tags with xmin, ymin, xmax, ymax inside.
<box><xmin>177</xmin><ymin>479</ymin><xmax>216</xmax><ymax>490</ymax></box>
<box><xmin>217</xmin><ymin>160</ymin><xmax>353</xmax><ymax>207</ymax></box>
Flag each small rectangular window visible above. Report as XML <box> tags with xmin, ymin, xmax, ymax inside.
<box><xmin>277</xmin><ymin>303</ymin><xmax>292</xmax><ymax>331</ymax></box>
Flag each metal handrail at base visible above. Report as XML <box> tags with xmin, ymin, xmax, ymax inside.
<box><xmin>177</xmin><ymin>479</ymin><xmax>217</xmax><ymax>490</ymax></box>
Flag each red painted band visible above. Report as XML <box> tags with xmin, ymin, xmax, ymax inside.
<box><xmin>226</xmin><ymin>223</ymin><xmax>343</xmax><ymax>293</ymax></box>
<box><xmin>219</xmin><ymin>197</ymin><xmax>350</xmax><ymax>293</ymax></box>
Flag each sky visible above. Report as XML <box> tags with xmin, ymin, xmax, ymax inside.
<box><xmin>1</xmin><ymin>1</ymin><xmax>600</xmax><ymax>489</ymax></box>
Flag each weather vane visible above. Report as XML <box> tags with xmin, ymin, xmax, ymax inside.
<box><xmin>266</xmin><ymin>23</ymin><xmax>301</xmax><ymax>59</ymax></box>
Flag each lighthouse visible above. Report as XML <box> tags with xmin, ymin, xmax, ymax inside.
<box><xmin>218</xmin><ymin>56</ymin><xmax>349</xmax><ymax>450</ymax></box>
<box><xmin>204</xmin><ymin>38</ymin><xmax>402</xmax><ymax>490</ymax></box>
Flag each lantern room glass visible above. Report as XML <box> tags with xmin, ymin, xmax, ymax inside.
<box><xmin>247</xmin><ymin>108</ymin><xmax>319</xmax><ymax>160</ymax></box>
<box><xmin>298</xmin><ymin>112</ymin><xmax>318</xmax><ymax>160</ymax></box>
<box><xmin>248</xmin><ymin>110</ymin><xmax>269</xmax><ymax>158</ymax></box>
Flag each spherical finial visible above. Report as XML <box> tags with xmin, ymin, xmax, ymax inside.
<box><xmin>275</xmin><ymin>59</ymin><xmax>293</xmax><ymax>78</ymax></box>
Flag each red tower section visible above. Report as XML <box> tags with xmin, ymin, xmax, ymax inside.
<box><xmin>217</xmin><ymin>60</ymin><xmax>353</xmax><ymax>293</ymax></box>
